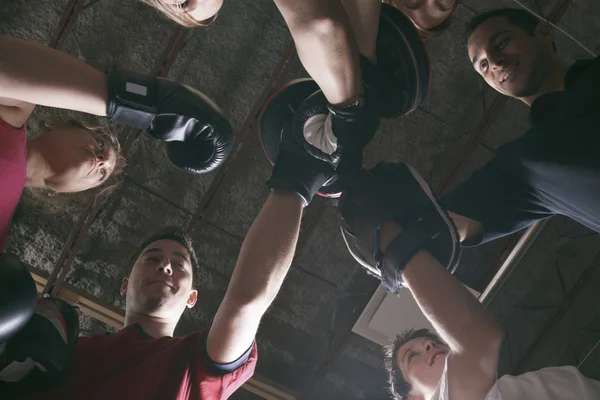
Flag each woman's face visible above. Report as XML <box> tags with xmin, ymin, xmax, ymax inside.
<box><xmin>160</xmin><ymin>0</ymin><xmax>223</xmax><ymax>23</ymax></box>
<box><xmin>34</xmin><ymin>126</ymin><xmax>118</xmax><ymax>193</ymax></box>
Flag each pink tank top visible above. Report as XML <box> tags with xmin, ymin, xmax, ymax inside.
<box><xmin>0</xmin><ymin>119</ymin><xmax>27</xmax><ymax>251</ymax></box>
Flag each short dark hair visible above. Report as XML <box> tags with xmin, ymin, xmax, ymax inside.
<box><xmin>128</xmin><ymin>227</ymin><xmax>199</xmax><ymax>287</ymax></box>
<box><xmin>465</xmin><ymin>8</ymin><xmax>557</xmax><ymax>53</ymax></box>
<box><xmin>466</xmin><ymin>8</ymin><xmax>542</xmax><ymax>42</ymax></box>
<box><xmin>384</xmin><ymin>328</ymin><xmax>445</xmax><ymax>400</ymax></box>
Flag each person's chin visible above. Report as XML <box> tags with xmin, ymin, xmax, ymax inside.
<box><xmin>141</xmin><ymin>293</ymin><xmax>170</xmax><ymax>311</ymax></box>
<box><xmin>143</xmin><ymin>283</ymin><xmax>170</xmax><ymax>298</ymax></box>
<box><xmin>499</xmin><ymin>76</ymin><xmax>528</xmax><ymax>98</ymax></box>
<box><xmin>149</xmin><ymin>283</ymin><xmax>175</xmax><ymax>297</ymax></box>
<box><xmin>188</xmin><ymin>9</ymin><xmax>217</xmax><ymax>22</ymax></box>
<box><xmin>188</xmin><ymin>0</ymin><xmax>222</xmax><ymax>22</ymax></box>
<box><xmin>509</xmin><ymin>82</ymin><xmax>536</xmax><ymax>98</ymax></box>
<box><xmin>46</xmin><ymin>180</ymin><xmax>82</xmax><ymax>194</ymax></box>
<box><xmin>509</xmin><ymin>66</ymin><xmax>547</xmax><ymax>99</ymax></box>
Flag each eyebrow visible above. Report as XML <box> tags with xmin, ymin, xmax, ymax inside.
<box><xmin>97</xmin><ymin>140</ymin><xmax>117</xmax><ymax>182</ymax></box>
<box><xmin>173</xmin><ymin>251</ymin><xmax>191</xmax><ymax>263</ymax></box>
<box><xmin>143</xmin><ymin>248</ymin><xmax>163</xmax><ymax>256</ymax></box>
<box><xmin>143</xmin><ymin>248</ymin><xmax>191</xmax><ymax>264</ymax></box>
<box><xmin>434</xmin><ymin>0</ymin><xmax>455</xmax><ymax>12</ymax></box>
<box><xmin>471</xmin><ymin>30</ymin><xmax>510</xmax><ymax>67</ymax></box>
<box><xmin>401</xmin><ymin>0</ymin><xmax>424</xmax><ymax>10</ymax></box>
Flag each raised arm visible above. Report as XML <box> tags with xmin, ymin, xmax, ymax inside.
<box><xmin>206</xmin><ymin>100</ymin><xmax>336</xmax><ymax>364</ymax></box>
<box><xmin>339</xmin><ymin>162</ymin><xmax>502</xmax><ymax>400</ymax></box>
<box><xmin>206</xmin><ymin>191</ymin><xmax>303</xmax><ymax>363</ymax></box>
<box><xmin>0</xmin><ymin>35</ymin><xmax>107</xmax><ymax>120</ymax></box>
<box><xmin>381</xmin><ymin>224</ymin><xmax>502</xmax><ymax>399</ymax></box>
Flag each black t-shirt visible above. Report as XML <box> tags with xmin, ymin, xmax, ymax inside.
<box><xmin>440</xmin><ymin>56</ymin><xmax>600</xmax><ymax>245</ymax></box>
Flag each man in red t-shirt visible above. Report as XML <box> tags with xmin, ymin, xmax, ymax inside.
<box><xmin>27</xmin><ymin>228</ymin><xmax>259</xmax><ymax>400</ymax></box>
<box><xmin>21</xmin><ymin>82</ymin><xmax>338</xmax><ymax>398</ymax></box>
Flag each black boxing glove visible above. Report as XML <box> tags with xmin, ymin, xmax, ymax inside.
<box><xmin>0</xmin><ymin>253</ymin><xmax>37</xmax><ymax>345</ymax></box>
<box><xmin>338</xmin><ymin>162</ymin><xmax>461</xmax><ymax>293</ymax></box>
<box><xmin>292</xmin><ymin>90</ymin><xmax>380</xmax><ymax>183</ymax></box>
<box><xmin>0</xmin><ymin>298</ymin><xmax>79</xmax><ymax>396</ymax></box>
<box><xmin>106</xmin><ymin>67</ymin><xmax>233</xmax><ymax>174</ymax></box>
<box><xmin>266</xmin><ymin>119</ymin><xmax>336</xmax><ymax>207</ymax></box>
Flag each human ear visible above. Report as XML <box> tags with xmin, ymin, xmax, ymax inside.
<box><xmin>186</xmin><ymin>289</ymin><xmax>198</xmax><ymax>308</ymax></box>
<box><xmin>534</xmin><ymin>22</ymin><xmax>553</xmax><ymax>43</ymax></box>
<box><xmin>120</xmin><ymin>277</ymin><xmax>129</xmax><ymax>297</ymax></box>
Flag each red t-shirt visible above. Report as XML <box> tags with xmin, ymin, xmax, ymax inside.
<box><xmin>31</xmin><ymin>324</ymin><xmax>257</xmax><ymax>400</ymax></box>
<box><xmin>0</xmin><ymin>119</ymin><xmax>27</xmax><ymax>252</ymax></box>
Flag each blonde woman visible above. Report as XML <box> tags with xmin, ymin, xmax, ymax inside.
<box><xmin>0</xmin><ymin>46</ymin><xmax>124</xmax><ymax>252</ymax></box>
<box><xmin>0</xmin><ymin>34</ymin><xmax>233</xmax><ymax>252</ymax></box>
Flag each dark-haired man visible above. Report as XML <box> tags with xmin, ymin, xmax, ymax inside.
<box><xmin>338</xmin><ymin>161</ymin><xmax>600</xmax><ymax>400</ymax></box>
<box><xmin>438</xmin><ymin>8</ymin><xmax>600</xmax><ymax>245</ymax></box>
<box><xmin>20</xmin><ymin>228</ymin><xmax>258</xmax><ymax>399</ymax></box>
<box><xmin>337</xmin><ymin>7</ymin><xmax>600</xmax><ymax>398</ymax></box>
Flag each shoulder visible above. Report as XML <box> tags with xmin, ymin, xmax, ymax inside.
<box><xmin>0</xmin><ymin>116</ymin><xmax>27</xmax><ymax>135</ymax></box>
<box><xmin>209</xmin><ymin>342</ymin><xmax>257</xmax><ymax>396</ymax></box>
<box><xmin>201</xmin><ymin>333</ymin><xmax>258</xmax><ymax>376</ymax></box>
<box><xmin>0</xmin><ymin>102</ymin><xmax>34</xmax><ymax>129</ymax></box>
<box><xmin>194</xmin><ymin>329</ymin><xmax>258</xmax><ymax>397</ymax></box>
<box><xmin>446</xmin><ymin>353</ymin><xmax>497</xmax><ymax>400</ymax></box>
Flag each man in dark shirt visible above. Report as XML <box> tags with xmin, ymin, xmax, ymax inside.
<box><xmin>438</xmin><ymin>8</ymin><xmax>600</xmax><ymax>246</ymax></box>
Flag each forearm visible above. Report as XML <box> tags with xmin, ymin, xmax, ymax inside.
<box><xmin>340</xmin><ymin>0</ymin><xmax>380</xmax><ymax>62</ymax></box>
<box><xmin>224</xmin><ymin>190</ymin><xmax>303</xmax><ymax>309</ymax></box>
<box><xmin>404</xmin><ymin>251</ymin><xmax>502</xmax><ymax>353</ymax></box>
<box><xmin>274</xmin><ymin>0</ymin><xmax>361</xmax><ymax>105</ymax></box>
<box><xmin>0</xmin><ymin>96</ymin><xmax>33</xmax><ymax>108</ymax></box>
<box><xmin>381</xmin><ymin>222</ymin><xmax>502</xmax><ymax>354</ymax></box>
<box><xmin>207</xmin><ymin>191</ymin><xmax>303</xmax><ymax>363</ymax></box>
<box><xmin>0</xmin><ymin>35</ymin><xmax>107</xmax><ymax>116</ymax></box>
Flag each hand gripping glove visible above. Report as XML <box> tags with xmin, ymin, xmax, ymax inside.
<box><xmin>0</xmin><ymin>298</ymin><xmax>79</xmax><ymax>396</ymax></box>
<box><xmin>337</xmin><ymin>162</ymin><xmax>461</xmax><ymax>293</ymax></box>
<box><xmin>292</xmin><ymin>90</ymin><xmax>380</xmax><ymax>184</ymax></box>
<box><xmin>106</xmin><ymin>66</ymin><xmax>233</xmax><ymax>174</ymax></box>
<box><xmin>266</xmin><ymin>118</ymin><xmax>336</xmax><ymax>207</ymax></box>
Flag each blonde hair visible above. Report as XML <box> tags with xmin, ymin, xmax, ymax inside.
<box><xmin>27</xmin><ymin>113</ymin><xmax>126</xmax><ymax>213</ymax></box>
<box><xmin>140</xmin><ymin>0</ymin><xmax>218</xmax><ymax>28</ymax></box>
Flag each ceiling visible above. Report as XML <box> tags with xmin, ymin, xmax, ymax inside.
<box><xmin>2</xmin><ymin>0</ymin><xmax>600</xmax><ymax>398</ymax></box>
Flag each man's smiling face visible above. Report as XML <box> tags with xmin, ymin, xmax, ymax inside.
<box><xmin>467</xmin><ymin>16</ymin><xmax>553</xmax><ymax>99</ymax></box>
<box><xmin>121</xmin><ymin>239</ymin><xmax>197</xmax><ymax>319</ymax></box>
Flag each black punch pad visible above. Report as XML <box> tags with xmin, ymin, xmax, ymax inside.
<box><xmin>258</xmin><ymin>78</ymin><xmax>345</xmax><ymax>198</ymax></box>
<box><xmin>376</xmin><ymin>3</ymin><xmax>430</xmax><ymax>118</ymax></box>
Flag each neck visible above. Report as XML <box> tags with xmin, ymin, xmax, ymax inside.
<box><xmin>520</xmin><ymin>58</ymin><xmax>569</xmax><ymax>107</ymax></box>
<box><xmin>417</xmin><ymin>387</ymin><xmax>436</xmax><ymax>400</ymax></box>
<box><xmin>123</xmin><ymin>312</ymin><xmax>179</xmax><ymax>338</ymax></box>
<box><xmin>25</xmin><ymin>139</ymin><xmax>50</xmax><ymax>189</ymax></box>
<box><xmin>408</xmin><ymin>392</ymin><xmax>427</xmax><ymax>400</ymax></box>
